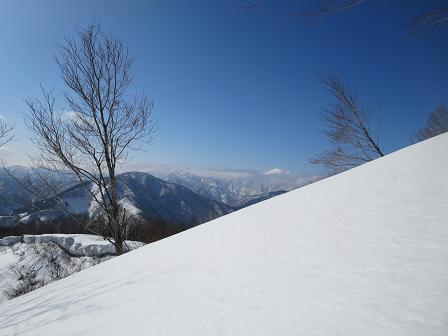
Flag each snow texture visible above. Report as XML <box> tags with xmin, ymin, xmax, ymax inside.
<box><xmin>0</xmin><ymin>134</ymin><xmax>447</xmax><ymax>335</ymax></box>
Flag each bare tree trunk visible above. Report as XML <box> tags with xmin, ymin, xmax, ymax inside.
<box><xmin>115</xmin><ymin>240</ymin><xmax>124</xmax><ymax>256</ymax></box>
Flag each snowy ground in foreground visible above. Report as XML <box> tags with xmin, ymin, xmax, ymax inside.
<box><xmin>0</xmin><ymin>234</ymin><xmax>144</xmax><ymax>303</ymax></box>
<box><xmin>0</xmin><ymin>134</ymin><xmax>447</xmax><ymax>336</ymax></box>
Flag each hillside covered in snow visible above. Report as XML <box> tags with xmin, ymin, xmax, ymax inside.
<box><xmin>0</xmin><ymin>134</ymin><xmax>447</xmax><ymax>335</ymax></box>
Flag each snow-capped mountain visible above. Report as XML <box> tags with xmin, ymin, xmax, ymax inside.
<box><xmin>1</xmin><ymin>132</ymin><xmax>446</xmax><ymax>335</ymax></box>
<box><xmin>6</xmin><ymin>172</ymin><xmax>232</xmax><ymax>230</ymax></box>
<box><xmin>151</xmin><ymin>167</ymin><xmax>316</xmax><ymax>207</ymax></box>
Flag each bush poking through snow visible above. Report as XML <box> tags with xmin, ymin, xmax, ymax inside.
<box><xmin>0</xmin><ymin>234</ymin><xmax>144</xmax><ymax>302</ymax></box>
<box><xmin>4</xmin><ymin>245</ymin><xmax>46</xmax><ymax>299</ymax></box>
<box><xmin>2</xmin><ymin>241</ymin><xmax>110</xmax><ymax>300</ymax></box>
<box><xmin>4</xmin><ymin>263</ymin><xmax>44</xmax><ymax>299</ymax></box>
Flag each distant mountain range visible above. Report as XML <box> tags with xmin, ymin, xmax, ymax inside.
<box><xmin>0</xmin><ymin>166</ymin><xmax>76</xmax><ymax>216</ymax></box>
<box><xmin>0</xmin><ymin>170</ymin><xmax>31</xmax><ymax>216</ymax></box>
<box><xmin>0</xmin><ymin>166</ymin><xmax>317</xmax><ymax>234</ymax></box>
<box><xmin>150</xmin><ymin>167</ymin><xmax>316</xmax><ymax>207</ymax></box>
<box><xmin>2</xmin><ymin>172</ymin><xmax>232</xmax><ymax>230</ymax></box>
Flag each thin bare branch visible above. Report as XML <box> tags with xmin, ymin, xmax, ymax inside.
<box><xmin>310</xmin><ymin>74</ymin><xmax>384</xmax><ymax>174</ymax></box>
<box><xmin>240</xmin><ymin>0</ymin><xmax>448</xmax><ymax>33</ymax></box>
<box><xmin>0</xmin><ymin>118</ymin><xmax>14</xmax><ymax>148</ymax></box>
<box><xmin>414</xmin><ymin>104</ymin><xmax>448</xmax><ymax>142</ymax></box>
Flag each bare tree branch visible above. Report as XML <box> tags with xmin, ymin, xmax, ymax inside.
<box><xmin>1</xmin><ymin>165</ymin><xmax>107</xmax><ymax>240</ymax></box>
<box><xmin>0</xmin><ymin>118</ymin><xmax>14</xmax><ymax>148</ymax></box>
<box><xmin>414</xmin><ymin>104</ymin><xmax>448</xmax><ymax>142</ymax></box>
<box><xmin>301</xmin><ymin>0</ymin><xmax>366</xmax><ymax>17</ymax></box>
<box><xmin>239</xmin><ymin>0</ymin><xmax>448</xmax><ymax>33</ymax></box>
<box><xmin>239</xmin><ymin>0</ymin><xmax>265</xmax><ymax>10</ymax></box>
<box><xmin>409</xmin><ymin>6</ymin><xmax>448</xmax><ymax>34</ymax></box>
<box><xmin>310</xmin><ymin>74</ymin><xmax>384</xmax><ymax>174</ymax></box>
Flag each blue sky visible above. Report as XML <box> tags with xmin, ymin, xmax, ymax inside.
<box><xmin>0</xmin><ymin>0</ymin><xmax>446</xmax><ymax>175</ymax></box>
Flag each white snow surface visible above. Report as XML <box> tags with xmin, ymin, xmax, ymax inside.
<box><xmin>0</xmin><ymin>134</ymin><xmax>447</xmax><ymax>335</ymax></box>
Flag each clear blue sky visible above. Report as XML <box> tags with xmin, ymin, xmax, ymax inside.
<box><xmin>0</xmin><ymin>0</ymin><xmax>446</xmax><ymax>175</ymax></box>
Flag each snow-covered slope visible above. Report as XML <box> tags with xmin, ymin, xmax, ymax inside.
<box><xmin>0</xmin><ymin>134</ymin><xmax>447</xmax><ymax>335</ymax></box>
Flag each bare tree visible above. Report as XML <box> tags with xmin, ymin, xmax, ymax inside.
<box><xmin>408</xmin><ymin>5</ymin><xmax>448</xmax><ymax>34</ymax></box>
<box><xmin>25</xmin><ymin>23</ymin><xmax>155</xmax><ymax>255</ymax></box>
<box><xmin>310</xmin><ymin>75</ymin><xmax>384</xmax><ymax>174</ymax></box>
<box><xmin>414</xmin><ymin>104</ymin><xmax>448</xmax><ymax>142</ymax></box>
